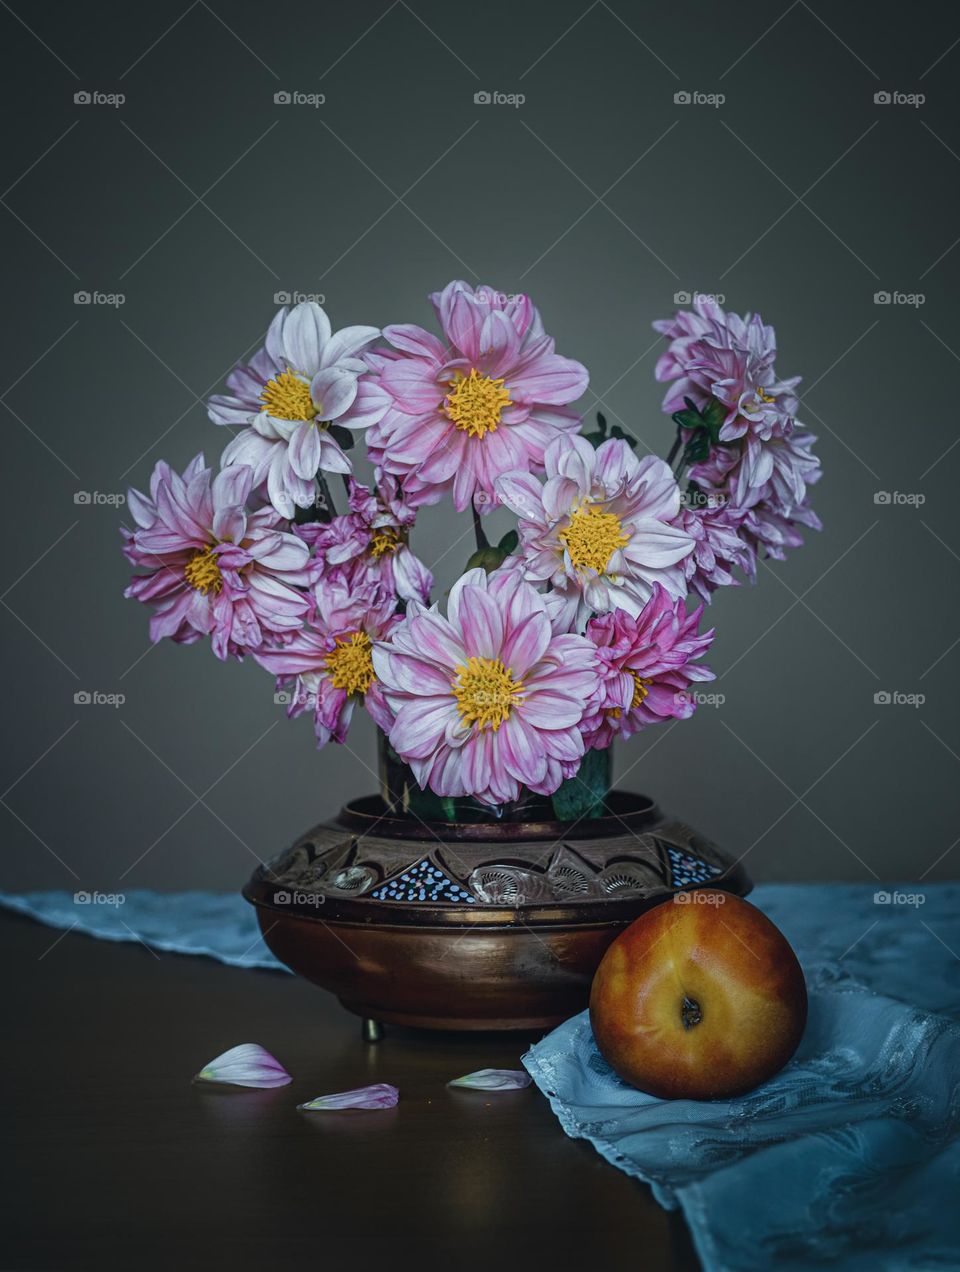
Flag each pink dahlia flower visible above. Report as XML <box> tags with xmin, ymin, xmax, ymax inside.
<box><xmin>675</xmin><ymin>495</ymin><xmax>753</xmax><ymax>603</ymax></box>
<box><xmin>124</xmin><ymin>457</ymin><xmax>311</xmax><ymax>660</ymax></box>
<box><xmin>653</xmin><ymin>296</ymin><xmax>821</xmax><ymax>567</ymax></box>
<box><xmin>372</xmin><ymin>567</ymin><xmax>600</xmax><ymax>806</ymax></box>
<box><xmin>654</xmin><ymin>296</ymin><xmax>800</xmax><ymax>443</ymax></box>
<box><xmin>365</xmin><ymin>280</ymin><xmax>589</xmax><ymax>513</ymax></box>
<box><xmin>689</xmin><ymin>427</ymin><xmax>822</xmax><ymax>569</ymax></box>
<box><xmin>692</xmin><ymin>423</ymin><xmax>821</xmax><ymax>513</ymax></box>
<box><xmin>580</xmin><ymin>587</ymin><xmax>715</xmax><ymax>750</ymax></box>
<box><xmin>254</xmin><ymin>576</ymin><xmax>399</xmax><ymax>747</ymax></box>
<box><xmin>738</xmin><ymin>497</ymin><xmax>823</xmax><ymax>573</ymax></box>
<box><xmin>496</xmin><ymin>434</ymin><xmax>695</xmax><ymax>632</ymax></box>
<box><xmin>207</xmin><ymin>302</ymin><xmax>390</xmax><ymax>518</ymax></box>
<box><xmin>123</xmin><ymin>454</ymin><xmax>207</xmax><ymax>546</ymax></box>
<box><xmin>295</xmin><ymin>476</ymin><xmax>432</xmax><ymax>605</ymax></box>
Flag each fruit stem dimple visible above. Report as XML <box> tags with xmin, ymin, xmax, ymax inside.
<box><xmin>681</xmin><ymin>996</ymin><xmax>702</xmax><ymax>1030</ymax></box>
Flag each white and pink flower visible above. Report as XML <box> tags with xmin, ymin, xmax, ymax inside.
<box><xmin>653</xmin><ymin>296</ymin><xmax>821</xmax><ymax>569</ymax></box>
<box><xmin>739</xmin><ymin>495</ymin><xmax>822</xmax><ymax>572</ymax></box>
<box><xmin>496</xmin><ymin>434</ymin><xmax>695</xmax><ymax>631</ymax></box>
<box><xmin>208</xmin><ymin>301</ymin><xmax>390</xmax><ymax>518</ymax></box>
<box><xmin>689</xmin><ymin>426</ymin><xmax>822</xmax><ymax>571</ymax></box>
<box><xmin>295</xmin><ymin>476</ymin><xmax>432</xmax><ymax>605</ymax></box>
<box><xmin>366</xmin><ymin>281</ymin><xmax>589</xmax><ymax>513</ymax></box>
<box><xmin>675</xmin><ymin>495</ymin><xmax>753</xmax><ymax>602</ymax></box>
<box><xmin>654</xmin><ymin>297</ymin><xmax>799</xmax><ymax>443</ymax></box>
<box><xmin>372</xmin><ymin>567</ymin><xmax>601</xmax><ymax>805</ymax></box>
<box><xmin>121</xmin><ymin>282</ymin><xmax>821</xmax><ymax>812</ymax></box>
<box><xmin>124</xmin><ymin>457</ymin><xmax>311</xmax><ymax>660</ymax></box>
<box><xmin>580</xmin><ymin>588</ymin><xmax>715</xmax><ymax>750</ymax></box>
<box><xmin>254</xmin><ymin>576</ymin><xmax>399</xmax><ymax>747</ymax></box>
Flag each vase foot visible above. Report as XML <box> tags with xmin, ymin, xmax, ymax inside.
<box><xmin>362</xmin><ymin>1017</ymin><xmax>384</xmax><ymax>1043</ymax></box>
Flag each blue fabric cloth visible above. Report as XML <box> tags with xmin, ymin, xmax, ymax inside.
<box><xmin>523</xmin><ymin>884</ymin><xmax>960</xmax><ymax>1271</ymax></box>
<box><xmin>3</xmin><ymin>884</ymin><xmax>957</xmax><ymax>1268</ymax></box>
<box><xmin>0</xmin><ymin>889</ymin><xmax>285</xmax><ymax>971</ymax></box>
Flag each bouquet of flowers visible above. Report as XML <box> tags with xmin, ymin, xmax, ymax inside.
<box><xmin>122</xmin><ymin>283</ymin><xmax>820</xmax><ymax>820</ymax></box>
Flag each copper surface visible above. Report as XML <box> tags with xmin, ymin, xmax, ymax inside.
<box><xmin>243</xmin><ymin>791</ymin><xmax>752</xmax><ymax>1031</ymax></box>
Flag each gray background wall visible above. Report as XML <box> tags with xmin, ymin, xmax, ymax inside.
<box><xmin>2</xmin><ymin>0</ymin><xmax>958</xmax><ymax>894</ymax></box>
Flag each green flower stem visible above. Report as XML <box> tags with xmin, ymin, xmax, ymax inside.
<box><xmin>472</xmin><ymin>503</ymin><xmax>488</xmax><ymax>551</ymax></box>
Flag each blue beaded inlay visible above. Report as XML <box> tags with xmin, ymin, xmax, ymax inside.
<box><xmin>667</xmin><ymin>846</ymin><xmax>722</xmax><ymax>888</ymax></box>
<box><xmin>370</xmin><ymin>857</ymin><xmax>477</xmax><ymax>903</ymax></box>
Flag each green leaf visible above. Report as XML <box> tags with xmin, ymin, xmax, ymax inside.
<box><xmin>701</xmin><ymin>397</ymin><xmax>726</xmax><ymax>436</ymax></box>
<box><xmin>497</xmin><ymin>529</ymin><xmax>519</xmax><ymax>555</ymax></box>
<box><xmin>684</xmin><ymin>434</ymin><xmax>710</xmax><ymax>464</ymax></box>
<box><xmin>672</xmin><ymin>395</ymin><xmax>727</xmax><ymax>464</ymax></box>
<box><xmin>465</xmin><ymin>546</ymin><xmax>509</xmax><ymax>574</ymax></box>
<box><xmin>583</xmin><ymin>410</ymin><xmax>610</xmax><ymax>450</ymax></box>
<box><xmin>609</xmin><ymin>424</ymin><xmax>638</xmax><ymax>450</ymax></box>
<box><xmin>671</xmin><ymin>407</ymin><xmax>703</xmax><ymax>432</ymax></box>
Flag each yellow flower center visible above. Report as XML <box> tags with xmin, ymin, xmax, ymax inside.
<box><xmin>630</xmin><ymin>672</ymin><xmax>652</xmax><ymax>707</ymax></box>
<box><xmin>453</xmin><ymin>656</ymin><xmax>523</xmax><ymax>732</ymax></box>
<box><xmin>325</xmin><ymin>631</ymin><xmax>374</xmax><ymax>696</ymax></box>
<box><xmin>260</xmin><ymin>369</ymin><xmax>317</xmax><ymax>421</ymax></box>
<box><xmin>558</xmin><ymin>504</ymin><xmax>630</xmax><ymax>574</ymax></box>
<box><xmin>183</xmin><ymin>546</ymin><xmax>223</xmax><ymax>595</ymax></box>
<box><xmin>609</xmin><ymin>673</ymin><xmax>652</xmax><ymax>719</ymax></box>
<box><xmin>369</xmin><ymin>527</ymin><xmax>402</xmax><ymax>558</ymax></box>
<box><xmin>443</xmin><ymin>368</ymin><xmax>512</xmax><ymax>439</ymax></box>
<box><xmin>755</xmin><ymin>386</ymin><xmax>776</xmax><ymax>404</ymax></box>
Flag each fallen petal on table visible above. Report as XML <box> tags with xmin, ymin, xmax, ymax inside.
<box><xmin>195</xmin><ymin>1043</ymin><xmax>292</xmax><ymax>1088</ymax></box>
<box><xmin>298</xmin><ymin>1083</ymin><xmax>399</xmax><ymax>1111</ymax></box>
<box><xmin>448</xmin><ymin>1068</ymin><xmax>532</xmax><ymax>1091</ymax></box>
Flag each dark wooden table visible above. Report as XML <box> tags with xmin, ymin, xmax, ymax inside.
<box><xmin>2</xmin><ymin>912</ymin><xmax>699</xmax><ymax>1271</ymax></box>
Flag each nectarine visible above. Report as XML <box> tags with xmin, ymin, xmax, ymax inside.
<box><xmin>590</xmin><ymin>890</ymin><xmax>807</xmax><ymax>1100</ymax></box>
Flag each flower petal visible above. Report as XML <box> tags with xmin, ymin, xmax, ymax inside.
<box><xmin>338</xmin><ymin>376</ymin><xmax>391</xmax><ymax>429</ymax></box>
<box><xmin>457</xmin><ymin>585</ymin><xmax>505</xmax><ymax>660</ymax></box>
<box><xmin>316</xmin><ymin>432</ymin><xmax>353</xmax><ymax>475</ymax></box>
<box><xmin>448</xmin><ymin>1068</ymin><xmax>532</xmax><ymax>1091</ymax></box>
<box><xmin>390</xmin><ymin>697</ymin><xmax>453</xmax><ymax>759</ymax></box>
<box><xmin>299</xmin><ymin>1083</ymin><xmax>399</xmax><ymax>1111</ymax></box>
<box><xmin>212</xmin><ymin>504</ymin><xmax>247</xmax><ymax>544</ymax></box>
<box><xmin>319</xmin><ymin>324</ymin><xmax>380</xmax><ymax>370</ymax></box>
<box><xmin>280</xmin><ymin>302</ymin><xmax>331</xmax><ymax>373</ymax></box>
<box><xmin>309</xmin><ymin>367</ymin><xmax>358</xmax><ymax>421</ymax></box>
<box><xmin>500</xmin><ymin>610</ymin><xmax>551</xmax><ymax>677</ymax></box>
<box><xmin>510</xmin><ymin>352</ymin><xmax>589</xmax><ymax>405</ymax></box>
<box><xmin>195</xmin><ymin>1043</ymin><xmax>291</xmax><ymax>1088</ymax></box>
<box><xmin>212</xmin><ymin>464</ymin><xmax>253</xmax><ymax>511</ymax></box>
<box><xmin>287</xmin><ymin>420</ymin><xmax>323</xmax><ymax>481</ymax></box>
<box><xmin>496</xmin><ymin>471</ymin><xmax>545</xmax><ymax>521</ymax></box>
<box><xmin>442</xmin><ymin>286</ymin><xmax>483</xmax><ymax>362</ymax></box>
<box><xmin>383</xmin><ymin>323</ymin><xmax>446</xmax><ymax>362</ymax></box>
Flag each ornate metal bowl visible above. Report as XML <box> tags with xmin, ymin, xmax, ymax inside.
<box><xmin>243</xmin><ymin>791</ymin><xmax>751</xmax><ymax>1032</ymax></box>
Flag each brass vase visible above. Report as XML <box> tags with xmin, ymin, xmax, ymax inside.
<box><xmin>243</xmin><ymin>774</ymin><xmax>751</xmax><ymax>1033</ymax></box>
